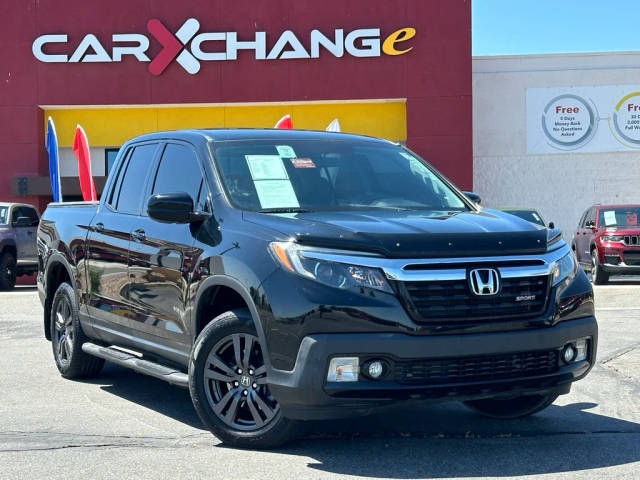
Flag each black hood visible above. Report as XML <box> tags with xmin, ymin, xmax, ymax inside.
<box><xmin>244</xmin><ymin>208</ymin><xmax>549</xmax><ymax>258</ymax></box>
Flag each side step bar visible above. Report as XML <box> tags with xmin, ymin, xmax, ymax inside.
<box><xmin>82</xmin><ymin>343</ymin><xmax>189</xmax><ymax>388</ymax></box>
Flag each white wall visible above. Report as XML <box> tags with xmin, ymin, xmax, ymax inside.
<box><xmin>58</xmin><ymin>147</ymin><xmax>107</xmax><ymax>177</ymax></box>
<box><xmin>473</xmin><ymin>52</ymin><xmax>640</xmax><ymax>240</ymax></box>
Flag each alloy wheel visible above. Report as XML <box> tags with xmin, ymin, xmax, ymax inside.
<box><xmin>203</xmin><ymin>333</ymin><xmax>279</xmax><ymax>431</ymax></box>
<box><xmin>53</xmin><ymin>297</ymin><xmax>74</xmax><ymax>366</ymax></box>
<box><xmin>591</xmin><ymin>252</ymin><xmax>597</xmax><ymax>282</ymax></box>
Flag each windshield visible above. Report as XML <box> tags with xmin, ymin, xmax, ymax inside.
<box><xmin>0</xmin><ymin>207</ymin><xmax>7</xmax><ymax>225</ymax></box>
<box><xmin>598</xmin><ymin>207</ymin><xmax>640</xmax><ymax>228</ymax></box>
<box><xmin>212</xmin><ymin>139</ymin><xmax>468</xmax><ymax>213</ymax></box>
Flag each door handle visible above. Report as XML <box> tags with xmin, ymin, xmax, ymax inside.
<box><xmin>132</xmin><ymin>229</ymin><xmax>146</xmax><ymax>242</ymax></box>
<box><xmin>95</xmin><ymin>222</ymin><xmax>104</xmax><ymax>232</ymax></box>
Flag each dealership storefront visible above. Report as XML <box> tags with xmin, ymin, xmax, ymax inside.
<box><xmin>1</xmin><ymin>0</ymin><xmax>472</xmax><ymax>211</ymax></box>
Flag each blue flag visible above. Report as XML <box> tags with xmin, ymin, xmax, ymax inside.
<box><xmin>45</xmin><ymin>117</ymin><xmax>62</xmax><ymax>202</ymax></box>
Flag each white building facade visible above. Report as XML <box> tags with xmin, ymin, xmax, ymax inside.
<box><xmin>473</xmin><ymin>51</ymin><xmax>640</xmax><ymax>239</ymax></box>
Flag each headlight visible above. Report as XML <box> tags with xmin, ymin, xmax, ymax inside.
<box><xmin>601</xmin><ymin>235</ymin><xmax>623</xmax><ymax>242</ymax></box>
<box><xmin>551</xmin><ymin>252</ymin><xmax>578</xmax><ymax>286</ymax></box>
<box><xmin>269</xmin><ymin>241</ymin><xmax>392</xmax><ymax>293</ymax></box>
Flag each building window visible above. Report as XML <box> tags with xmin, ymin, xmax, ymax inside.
<box><xmin>105</xmin><ymin>148</ymin><xmax>120</xmax><ymax>177</ymax></box>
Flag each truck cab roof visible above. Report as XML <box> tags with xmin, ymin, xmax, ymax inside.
<box><xmin>126</xmin><ymin>128</ymin><xmax>393</xmax><ymax>146</ymax></box>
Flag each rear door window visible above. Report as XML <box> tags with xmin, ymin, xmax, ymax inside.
<box><xmin>578</xmin><ymin>210</ymin><xmax>588</xmax><ymax>228</ymax></box>
<box><xmin>11</xmin><ymin>207</ymin><xmax>22</xmax><ymax>223</ymax></box>
<box><xmin>11</xmin><ymin>206</ymin><xmax>38</xmax><ymax>225</ymax></box>
<box><xmin>106</xmin><ymin>148</ymin><xmax>131</xmax><ymax>208</ymax></box>
<box><xmin>585</xmin><ymin>208</ymin><xmax>596</xmax><ymax>227</ymax></box>
<box><xmin>115</xmin><ymin>144</ymin><xmax>158</xmax><ymax>215</ymax></box>
<box><xmin>21</xmin><ymin>207</ymin><xmax>39</xmax><ymax>225</ymax></box>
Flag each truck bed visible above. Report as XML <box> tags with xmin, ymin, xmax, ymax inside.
<box><xmin>38</xmin><ymin>202</ymin><xmax>99</xmax><ymax>261</ymax></box>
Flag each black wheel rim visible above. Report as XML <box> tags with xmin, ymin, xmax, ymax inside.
<box><xmin>53</xmin><ymin>297</ymin><xmax>74</xmax><ymax>366</ymax></box>
<box><xmin>203</xmin><ymin>333</ymin><xmax>279</xmax><ymax>431</ymax></box>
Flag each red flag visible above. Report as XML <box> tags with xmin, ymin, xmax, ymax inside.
<box><xmin>274</xmin><ymin>114</ymin><xmax>292</xmax><ymax>129</ymax></box>
<box><xmin>72</xmin><ymin>125</ymin><xmax>97</xmax><ymax>201</ymax></box>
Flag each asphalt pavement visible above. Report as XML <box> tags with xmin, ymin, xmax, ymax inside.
<box><xmin>0</xmin><ymin>279</ymin><xmax>639</xmax><ymax>479</ymax></box>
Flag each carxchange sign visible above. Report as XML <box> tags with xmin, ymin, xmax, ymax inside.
<box><xmin>32</xmin><ymin>18</ymin><xmax>416</xmax><ymax>75</ymax></box>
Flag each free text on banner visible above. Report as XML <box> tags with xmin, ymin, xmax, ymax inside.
<box><xmin>527</xmin><ymin>85</ymin><xmax>640</xmax><ymax>154</ymax></box>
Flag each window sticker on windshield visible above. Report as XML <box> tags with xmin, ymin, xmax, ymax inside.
<box><xmin>276</xmin><ymin>145</ymin><xmax>297</xmax><ymax>158</ymax></box>
<box><xmin>290</xmin><ymin>158</ymin><xmax>316</xmax><ymax>168</ymax></box>
<box><xmin>254</xmin><ymin>180</ymin><xmax>300</xmax><ymax>209</ymax></box>
<box><xmin>245</xmin><ymin>155</ymin><xmax>299</xmax><ymax>209</ymax></box>
<box><xmin>603</xmin><ymin>210</ymin><xmax>617</xmax><ymax>226</ymax></box>
<box><xmin>626</xmin><ymin>212</ymin><xmax>638</xmax><ymax>225</ymax></box>
<box><xmin>245</xmin><ymin>155</ymin><xmax>289</xmax><ymax>180</ymax></box>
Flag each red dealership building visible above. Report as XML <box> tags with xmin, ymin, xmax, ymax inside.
<box><xmin>1</xmin><ymin>0</ymin><xmax>471</xmax><ymax>211</ymax></box>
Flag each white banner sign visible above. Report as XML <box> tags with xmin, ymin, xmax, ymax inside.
<box><xmin>527</xmin><ymin>85</ymin><xmax>640</xmax><ymax>153</ymax></box>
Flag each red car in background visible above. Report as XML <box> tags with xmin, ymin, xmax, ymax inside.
<box><xmin>572</xmin><ymin>204</ymin><xmax>640</xmax><ymax>284</ymax></box>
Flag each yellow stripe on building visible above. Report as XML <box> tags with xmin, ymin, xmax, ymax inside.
<box><xmin>44</xmin><ymin>100</ymin><xmax>407</xmax><ymax>147</ymax></box>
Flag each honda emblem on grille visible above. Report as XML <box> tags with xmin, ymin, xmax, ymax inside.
<box><xmin>469</xmin><ymin>268</ymin><xmax>500</xmax><ymax>296</ymax></box>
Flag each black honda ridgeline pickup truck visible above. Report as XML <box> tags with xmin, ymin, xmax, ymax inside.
<box><xmin>38</xmin><ymin>129</ymin><xmax>597</xmax><ymax>448</ymax></box>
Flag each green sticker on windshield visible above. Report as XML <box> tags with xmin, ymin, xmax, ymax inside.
<box><xmin>276</xmin><ymin>145</ymin><xmax>297</xmax><ymax>158</ymax></box>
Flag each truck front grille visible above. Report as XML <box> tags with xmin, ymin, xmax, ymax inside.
<box><xmin>402</xmin><ymin>275</ymin><xmax>550</xmax><ymax>322</ymax></box>
<box><xmin>394</xmin><ymin>350</ymin><xmax>559</xmax><ymax>385</ymax></box>
<box><xmin>623</xmin><ymin>235</ymin><xmax>639</xmax><ymax>246</ymax></box>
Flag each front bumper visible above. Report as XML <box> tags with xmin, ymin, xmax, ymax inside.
<box><xmin>601</xmin><ymin>263</ymin><xmax>640</xmax><ymax>274</ymax></box>
<box><xmin>600</xmin><ymin>243</ymin><xmax>640</xmax><ymax>273</ymax></box>
<box><xmin>268</xmin><ymin>316</ymin><xmax>597</xmax><ymax>420</ymax></box>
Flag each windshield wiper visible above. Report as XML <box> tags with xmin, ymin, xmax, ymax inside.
<box><xmin>258</xmin><ymin>207</ymin><xmax>311</xmax><ymax>214</ymax></box>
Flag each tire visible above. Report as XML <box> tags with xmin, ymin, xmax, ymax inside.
<box><xmin>50</xmin><ymin>282</ymin><xmax>104</xmax><ymax>378</ymax></box>
<box><xmin>0</xmin><ymin>252</ymin><xmax>16</xmax><ymax>290</ymax></box>
<box><xmin>189</xmin><ymin>309</ymin><xmax>299</xmax><ymax>449</ymax></box>
<box><xmin>590</xmin><ymin>249</ymin><xmax>609</xmax><ymax>285</ymax></box>
<box><xmin>464</xmin><ymin>393</ymin><xmax>558</xmax><ymax>419</ymax></box>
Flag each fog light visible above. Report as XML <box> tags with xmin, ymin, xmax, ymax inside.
<box><xmin>562</xmin><ymin>344</ymin><xmax>576</xmax><ymax>364</ymax></box>
<box><xmin>327</xmin><ymin>357</ymin><xmax>359</xmax><ymax>382</ymax></box>
<box><xmin>574</xmin><ymin>338</ymin><xmax>588</xmax><ymax>362</ymax></box>
<box><xmin>368</xmin><ymin>360</ymin><xmax>384</xmax><ymax>379</ymax></box>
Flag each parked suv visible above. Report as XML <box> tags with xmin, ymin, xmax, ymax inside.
<box><xmin>0</xmin><ymin>202</ymin><xmax>40</xmax><ymax>289</ymax></box>
<box><xmin>38</xmin><ymin>130</ymin><xmax>597</xmax><ymax>448</ymax></box>
<box><xmin>572</xmin><ymin>204</ymin><xmax>640</xmax><ymax>284</ymax></box>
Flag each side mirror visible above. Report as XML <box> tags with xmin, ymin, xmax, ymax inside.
<box><xmin>463</xmin><ymin>191</ymin><xmax>481</xmax><ymax>205</ymax></box>
<box><xmin>13</xmin><ymin>216</ymin><xmax>31</xmax><ymax>227</ymax></box>
<box><xmin>548</xmin><ymin>221</ymin><xmax>555</xmax><ymax>229</ymax></box>
<box><xmin>147</xmin><ymin>192</ymin><xmax>210</xmax><ymax>224</ymax></box>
